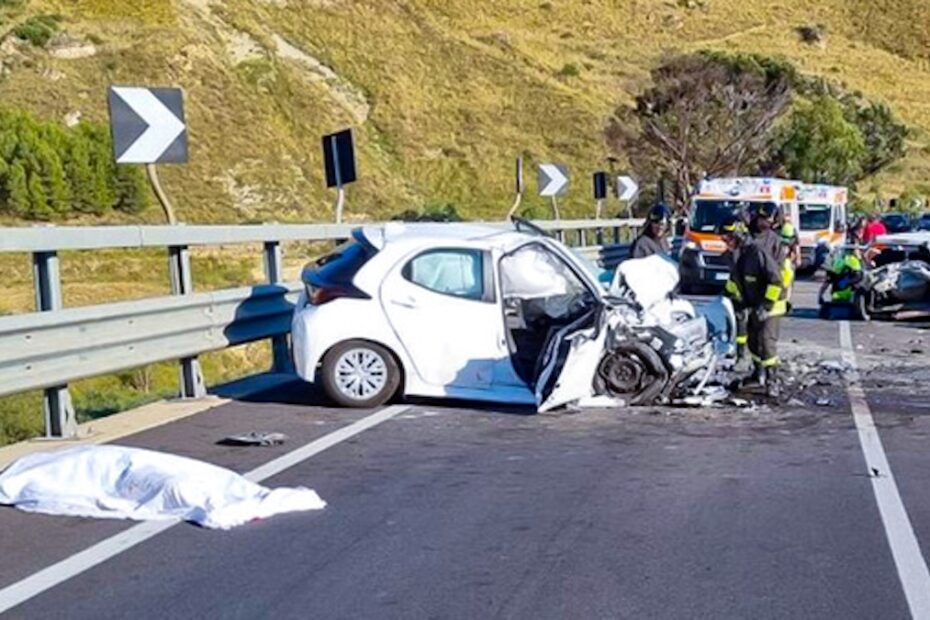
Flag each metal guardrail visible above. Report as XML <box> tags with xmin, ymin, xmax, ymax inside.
<box><xmin>0</xmin><ymin>284</ymin><xmax>300</xmax><ymax>396</ymax></box>
<box><xmin>0</xmin><ymin>218</ymin><xmax>641</xmax><ymax>437</ymax></box>
<box><xmin>0</xmin><ymin>219</ymin><xmax>643</xmax><ymax>252</ymax></box>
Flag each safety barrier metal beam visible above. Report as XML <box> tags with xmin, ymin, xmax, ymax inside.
<box><xmin>0</xmin><ymin>283</ymin><xmax>300</xmax><ymax>397</ymax></box>
<box><xmin>0</xmin><ymin>218</ymin><xmax>641</xmax><ymax>437</ymax></box>
<box><xmin>0</xmin><ymin>219</ymin><xmax>642</xmax><ymax>253</ymax></box>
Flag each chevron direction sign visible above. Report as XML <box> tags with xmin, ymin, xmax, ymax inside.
<box><xmin>108</xmin><ymin>86</ymin><xmax>188</xmax><ymax>164</ymax></box>
<box><xmin>538</xmin><ymin>163</ymin><xmax>569</xmax><ymax>197</ymax></box>
<box><xmin>617</xmin><ymin>175</ymin><xmax>639</xmax><ymax>201</ymax></box>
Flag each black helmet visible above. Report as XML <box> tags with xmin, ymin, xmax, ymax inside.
<box><xmin>755</xmin><ymin>202</ymin><xmax>779</xmax><ymax>221</ymax></box>
<box><xmin>718</xmin><ymin>214</ymin><xmax>747</xmax><ymax>236</ymax></box>
<box><xmin>647</xmin><ymin>203</ymin><xmax>672</xmax><ymax>224</ymax></box>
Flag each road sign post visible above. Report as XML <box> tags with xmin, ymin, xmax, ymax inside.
<box><xmin>108</xmin><ymin>86</ymin><xmax>188</xmax><ymax>224</ymax></box>
<box><xmin>538</xmin><ymin>163</ymin><xmax>569</xmax><ymax>220</ymax></box>
<box><xmin>507</xmin><ymin>156</ymin><xmax>525</xmax><ymax>220</ymax></box>
<box><xmin>108</xmin><ymin>85</ymin><xmax>200</xmax><ymax>401</ymax></box>
<box><xmin>593</xmin><ymin>171</ymin><xmax>608</xmax><ymax>220</ymax></box>
<box><xmin>322</xmin><ymin>129</ymin><xmax>357</xmax><ymax>224</ymax></box>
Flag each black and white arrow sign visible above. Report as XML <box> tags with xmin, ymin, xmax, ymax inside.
<box><xmin>108</xmin><ymin>86</ymin><xmax>187</xmax><ymax>164</ymax></box>
<box><xmin>538</xmin><ymin>164</ymin><xmax>569</xmax><ymax>197</ymax></box>
<box><xmin>616</xmin><ymin>175</ymin><xmax>639</xmax><ymax>201</ymax></box>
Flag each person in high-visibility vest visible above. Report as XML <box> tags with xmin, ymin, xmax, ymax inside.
<box><xmin>773</xmin><ymin>223</ymin><xmax>800</xmax><ymax>317</ymax></box>
<box><xmin>819</xmin><ymin>252</ymin><xmax>864</xmax><ymax>306</ymax></box>
<box><xmin>720</xmin><ymin>214</ymin><xmax>786</xmax><ymax>397</ymax></box>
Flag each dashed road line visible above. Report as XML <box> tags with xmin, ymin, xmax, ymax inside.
<box><xmin>840</xmin><ymin>320</ymin><xmax>930</xmax><ymax>619</ymax></box>
<box><xmin>0</xmin><ymin>404</ymin><xmax>411</xmax><ymax>615</ymax></box>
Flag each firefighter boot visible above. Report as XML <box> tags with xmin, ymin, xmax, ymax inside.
<box><xmin>765</xmin><ymin>366</ymin><xmax>780</xmax><ymax>398</ymax></box>
<box><xmin>734</xmin><ymin>343</ymin><xmax>752</xmax><ymax>373</ymax></box>
<box><xmin>741</xmin><ymin>363</ymin><xmax>766</xmax><ymax>392</ymax></box>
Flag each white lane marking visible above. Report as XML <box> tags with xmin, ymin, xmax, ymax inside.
<box><xmin>840</xmin><ymin>321</ymin><xmax>930</xmax><ymax>619</ymax></box>
<box><xmin>0</xmin><ymin>404</ymin><xmax>410</xmax><ymax>615</ymax></box>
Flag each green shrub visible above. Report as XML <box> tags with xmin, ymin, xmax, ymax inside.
<box><xmin>13</xmin><ymin>14</ymin><xmax>62</xmax><ymax>47</ymax></box>
<box><xmin>0</xmin><ymin>108</ymin><xmax>150</xmax><ymax>220</ymax></box>
<box><xmin>558</xmin><ymin>63</ymin><xmax>580</xmax><ymax>77</ymax></box>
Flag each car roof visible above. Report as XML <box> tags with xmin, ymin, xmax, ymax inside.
<box><xmin>359</xmin><ymin>222</ymin><xmax>535</xmax><ymax>252</ymax></box>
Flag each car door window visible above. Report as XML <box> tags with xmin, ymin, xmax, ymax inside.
<box><xmin>403</xmin><ymin>249</ymin><xmax>485</xmax><ymax>300</ymax></box>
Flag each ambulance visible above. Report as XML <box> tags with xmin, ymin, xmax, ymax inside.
<box><xmin>796</xmin><ymin>184</ymin><xmax>848</xmax><ymax>270</ymax></box>
<box><xmin>679</xmin><ymin>177</ymin><xmax>800</xmax><ymax>291</ymax></box>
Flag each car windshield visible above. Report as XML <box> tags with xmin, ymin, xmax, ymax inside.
<box><xmin>690</xmin><ymin>200</ymin><xmax>776</xmax><ymax>232</ymax></box>
<box><xmin>799</xmin><ymin>205</ymin><xmax>832</xmax><ymax>230</ymax></box>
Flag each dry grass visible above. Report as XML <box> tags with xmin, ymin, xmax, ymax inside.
<box><xmin>0</xmin><ymin>0</ymin><xmax>925</xmax><ymax>224</ymax></box>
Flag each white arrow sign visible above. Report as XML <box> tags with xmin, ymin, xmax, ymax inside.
<box><xmin>110</xmin><ymin>87</ymin><xmax>187</xmax><ymax>164</ymax></box>
<box><xmin>538</xmin><ymin>164</ymin><xmax>569</xmax><ymax>197</ymax></box>
<box><xmin>617</xmin><ymin>175</ymin><xmax>639</xmax><ymax>201</ymax></box>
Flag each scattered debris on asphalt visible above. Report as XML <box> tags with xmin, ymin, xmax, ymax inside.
<box><xmin>218</xmin><ymin>432</ymin><xmax>288</xmax><ymax>447</ymax></box>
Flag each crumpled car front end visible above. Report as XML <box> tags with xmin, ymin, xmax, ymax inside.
<box><xmin>535</xmin><ymin>253</ymin><xmax>735</xmax><ymax>411</ymax></box>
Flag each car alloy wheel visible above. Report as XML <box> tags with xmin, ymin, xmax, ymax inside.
<box><xmin>321</xmin><ymin>340</ymin><xmax>401</xmax><ymax>408</ymax></box>
<box><xmin>334</xmin><ymin>348</ymin><xmax>388</xmax><ymax>401</ymax></box>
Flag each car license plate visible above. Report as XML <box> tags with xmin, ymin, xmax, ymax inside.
<box><xmin>714</xmin><ymin>272</ymin><xmax>729</xmax><ymax>281</ymax></box>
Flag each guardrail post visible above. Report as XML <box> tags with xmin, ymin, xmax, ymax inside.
<box><xmin>264</xmin><ymin>240</ymin><xmax>293</xmax><ymax>373</ymax></box>
<box><xmin>168</xmin><ymin>245</ymin><xmax>206</xmax><ymax>399</ymax></box>
<box><xmin>32</xmin><ymin>251</ymin><xmax>76</xmax><ymax>438</ymax></box>
<box><xmin>595</xmin><ymin>227</ymin><xmax>604</xmax><ymax>246</ymax></box>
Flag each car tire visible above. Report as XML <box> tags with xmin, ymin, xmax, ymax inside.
<box><xmin>321</xmin><ymin>340</ymin><xmax>401</xmax><ymax>408</ymax></box>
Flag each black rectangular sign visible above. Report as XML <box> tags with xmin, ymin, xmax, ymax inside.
<box><xmin>593</xmin><ymin>171</ymin><xmax>608</xmax><ymax>200</ymax></box>
<box><xmin>322</xmin><ymin>129</ymin><xmax>357</xmax><ymax>188</ymax></box>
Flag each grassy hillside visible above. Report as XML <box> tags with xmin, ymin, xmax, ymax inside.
<box><xmin>0</xmin><ymin>0</ymin><xmax>928</xmax><ymax>227</ymax></box>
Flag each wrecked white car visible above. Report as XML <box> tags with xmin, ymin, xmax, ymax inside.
<box><xmin>857</xmin><ymin>259</ymin><xmax>930</xmax><ymax>321</ymax></box>
<box><xmin>292</xmin><ymin>222</ymin><xmax>735</xmax><ymax>410</ymax></box>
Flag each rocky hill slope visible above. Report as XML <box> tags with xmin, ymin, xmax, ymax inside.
<box><xmin>2</xmin><ymin>0</ymin><xmax>930</xmax><ymax>224</ymax></box>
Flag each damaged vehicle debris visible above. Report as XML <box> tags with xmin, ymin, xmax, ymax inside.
<box><xmin>854</xmin><ymin>260</ymin><xmax>930</xmax><ymax>321</ymax></box>
<box><xmin>292</xmin><ymin>221</ymin><xmax>736</xmax><ymax>411</ymax></box>
<box><xmin>823</xmin><ymin>235</ymin><xmax>930</xmax><ymax>321</ymax></box>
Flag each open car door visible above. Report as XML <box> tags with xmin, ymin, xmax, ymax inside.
<box><xmin>535</xmin><ymin>308</ymin><xmax>607</xmax><ymax>412</ymax></box>
<box><xmin>498</xmin><ymin>241</ymin><xmax>607</xmax><ymax>412</ymax></box>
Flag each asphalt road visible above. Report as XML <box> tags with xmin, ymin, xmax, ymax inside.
<box><xmin>1</xmin><ymin>281</ymin><xmax>928</xmax><ymax>619</ymax></box>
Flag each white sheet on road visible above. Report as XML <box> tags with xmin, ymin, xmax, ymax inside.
<box><xmin>0</xmin><ymin>445</ymin><xmax>326</xmax><ymax>529</ymax></box>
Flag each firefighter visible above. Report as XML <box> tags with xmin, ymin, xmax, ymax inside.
<box><xmin>720</xmin><ymin>218</ymin><xmax>750</xmax><ymax>368</ymax></box>
<box><xmin>750</xmin><ymin>202</ymin><xmax>783</xmax><ymax>263</ymax></box>
<box><xmin>630</xmin><ymin>204</ymin><xmax>672</xmax><ymax>259</ymax></box>
<box><xmin>720</xmin><ymin>214</ymin><xmax>786</xmax><ymax>397</ymax></box>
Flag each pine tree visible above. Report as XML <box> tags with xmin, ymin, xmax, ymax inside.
<box><xmin>26</xmin><ymin>170</ymin><xmax>52</xmax><ymax>219</ymax></box>
<box><xmin>114</xmin><ymin>165</ymin><xmax>150</xmax><ymax>214</ymax></box>
<box><xmin>4</xmin><ymin>162</ymin><xmax>29</xmax><ymax>216</ymax></box>
<box><xmin>35</xmin><ymin>142</ymin><xmax>70</xmax><ymax>215</ymax></box>
<box><xmin>63</xmin><ymin>134</ymin><xmax>99</xmax><ymax>214</ymax></box>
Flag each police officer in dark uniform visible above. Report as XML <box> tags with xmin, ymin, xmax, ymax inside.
<box><xmin>630</xmin><ymin>204</ymin><xmax>672</xmax><ymax>259</ymax></box>
<box><xmin>720</xmin><ymin>214</ymin><xmax>786</xmax><ymax>397</ymax></box>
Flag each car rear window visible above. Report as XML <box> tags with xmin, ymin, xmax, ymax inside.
<box><xmin>308</xmin><ymin>237</ymin><xmax>376</xmax><ymax>284</ymax></box>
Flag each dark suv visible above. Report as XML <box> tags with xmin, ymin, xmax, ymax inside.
<box><xmin>881</xmin><ymin>213</ymin><xmax>913</xmax><ymax>234</ymax></box>
<box><xmin>916</xmin><ymin>213</ymin><xmax>930</xmax><ymax>231</ymax></box>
